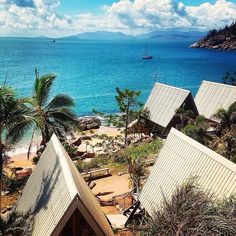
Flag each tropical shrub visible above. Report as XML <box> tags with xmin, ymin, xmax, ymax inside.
<box><xmin>0</xmin><ymin>213</ymin><xmax>34</xmax><ymax>236</ymax></box>
<box><xmin>182</xmin><ymin>115</ymin><xmax>211</xmax><ymax>145</ymax></box>
<box><xmin>145</xmin><ymin>180</ymin><xmax>236</xmax><ymax>236</ymax></box>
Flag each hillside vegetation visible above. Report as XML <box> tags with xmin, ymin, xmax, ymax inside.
<box><xmin>191</xmin><ymin>22</ymin><xmax>236</xmax><ymax>50</ymax></box>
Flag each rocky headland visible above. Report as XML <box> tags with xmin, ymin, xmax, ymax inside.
<box><xmin>191</xmin><ymin>22</ymin><xmax>236</xmax><ymax>50</ymax></box>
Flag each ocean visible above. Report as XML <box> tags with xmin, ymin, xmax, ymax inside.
<box><xmin>0</xmin><ymin>37</ymin><xmax>235</xmax><ymax>116</ymax></box>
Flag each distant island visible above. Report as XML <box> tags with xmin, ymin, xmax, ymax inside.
<box><xmin>191</xmin><ymin>22</ymin><xmax>236</xmax><ymax>50</ymax></box>
<box><xmin>61</xmin><ymin>30</ymin><xmax>205</xmax><ymax>41</ymax></box>
<box><xmin>61</xmin><ymin>31</ymin><xmax>134</xmax><ymax>40</ymax></box>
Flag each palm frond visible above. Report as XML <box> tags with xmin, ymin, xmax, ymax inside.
<box><xmin>34</xmin><ymin>73</ymin><xmax>56</xmax><ymax>107</ymax></box>
<box><xmin>214</xmin><ymin>108</ymin><xmax>228</xmax><ymax>120</ymax></box>
<box><xmin>6</xmin><ymin>120</ymin><xmax>33</xmax><ymax>145</ymax></box>
<box><xmin>47</xmin><ymin>108</ymin><xmax>77</xmax><ymax>122</ymax></box>
<box><xmin>45</xmin><ymin>94</ymin><xmax>74</xmax><ymax>110</ymax></box>
<box><xmin>228</xmin><ymin>101</ymin><xmax>236</xmax><ymax>115</ymax></box>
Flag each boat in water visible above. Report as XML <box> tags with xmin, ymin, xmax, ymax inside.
<box><xmin>50</xmin><ymin>39</ymin><xmax>56</xmax><ymax>42</ymax></box>
<box><xmin>142</xmin><ymin>55</ymin><xmax>153</xmax><ymax>60</ymax></box>
<box><xmin>142</xmin><ymin>44</ymin><xmax>153</xmax><ymax>60</ymax></box>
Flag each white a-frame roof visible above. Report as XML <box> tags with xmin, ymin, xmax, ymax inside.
<box><xmin>15</xmin><ymin>134</ymin><xmax>114</xmax><ymax>236</ymax></box>
<box><xmin>144</xmin><ymin>82</ymin><xmax>192</xmax><ymax>128</ymax></box>
<box><xmin>140</xmin><ymin>128</ymin><xmax>236</xmax><ymax>217</ymax></box>
<box><xmin>195</xmin><ymin>80</ymin><xmax>236</xmax><ymax>121</ymax></box>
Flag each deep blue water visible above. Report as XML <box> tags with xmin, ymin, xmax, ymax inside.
<box><xmin>0</xmin><ymin>37</ymin><xmax>235</xmax><ymax>115</ymax></box>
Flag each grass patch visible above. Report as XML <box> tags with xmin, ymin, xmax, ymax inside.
<box><xmin>121</xmin><ymin>139</ymin><xmax>163</xmax><ymax>159</ymax></box>
<box><xmin>76</xmin><ymin>139</ymin><xmax>163</xmax><ymax>173</ymax></box>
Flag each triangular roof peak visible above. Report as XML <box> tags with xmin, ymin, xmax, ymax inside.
<box><xmin>15</xmin><ymin>134</ymin><xmax>114</xmax><ymax>236</ymax></box>
<box><xmin>140</xmin><ymin>128</ymin><xmax>236</xmax><ymax>217</ymax></box>
<box><xmin>195</xmin><ymin>80</ymin><xmax>236</xmax><ymax>121</ymax></box>
<box><xmin>154</xmin><ymin>82</ymin><xmax>191</xmax><ymax>93</ymax></box>
<box><xmin>201</xmin><ymin>80</ymin><xmax>236</xmax><ymax>89</ymax></box>
<box><xmin>144</xmin><ymin>82</ymin><xmax>193</xmax><ymax>128</ymax></box>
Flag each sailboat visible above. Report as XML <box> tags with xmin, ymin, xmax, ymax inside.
<box><xmin>142</xmin><ymin>44</ymin><xmax>153</xmax><ymax>60</ymax></box>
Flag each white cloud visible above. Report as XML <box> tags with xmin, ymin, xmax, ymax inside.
<box><xmin>100</xmin><ymin>0</ymin><xmax>236</xmax><ymax>32</ymax></box>
<box><xmin>186</xmin><ymin>0</ymin><xmax>236</xmax><ymax>29</ymax></box>
<box><xmin>0</xmin><ymin>0</ymin><xmax>236</xmax><ymax>36</ymax></box>
<box><xmin>0</xmin><ymin>0</ymin><xmax>72</xmax><ymax>36</ymax></box>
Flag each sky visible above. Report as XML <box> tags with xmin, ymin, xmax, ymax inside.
<box><xmin>0</xmin><ymin>0</ymin><xmax>236</xmax><ymax>37</ymax></box>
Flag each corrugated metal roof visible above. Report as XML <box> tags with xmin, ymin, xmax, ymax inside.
<box><xmin>195</xmin><ymin>80</ymin><xmax>236</xmax><ymax>120</ymax></box>
<box><xmin>140</xmin><ymin>128</ymin><xmax>236</xmax><ymax>217</ymax></box>
<box><xmin>15</xmin><ymin>134</ymin><xmax>114</xmax><ymax>236</ymax></box>
<box><xmin>144</xmin><ymin>82</ymin><xmax>190</xmax><ymax>128</ymax></box>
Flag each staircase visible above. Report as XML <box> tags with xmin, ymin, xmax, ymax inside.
<box><xmin>124</xmin><ymin>201</ymin><xmax>145</xmax><ymax>227</ymax></box>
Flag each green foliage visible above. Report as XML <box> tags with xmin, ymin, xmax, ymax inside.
<box><xmin>223</xmin><ymin>72</ymin><xmax>236</xmax><ymax>86</ymax></box>
<box><xmin>0</xmin><ymin>86</ymin><xmax>33</xmax><ymax>217</ymax></box>
<box><xmin>0</xmin><ymin>87</ymin><xmax>33</xmax><ymax>147</ymax></box>
<box><xmin>2</xmin><ymin>174</ymin><xmax>28</xmax><ymax>193</ymax></box>
<box><xmin>115</xmin><ymin>87</ymin><xmax>141</xmax><ymax>113</ymax></box>
<box><xmin>182</xmin><ymin>115</ymin><xmax>211</xmax><ymax>145</ymax></box>
<box><xmin>204</xmin><ymin>21</ymin><xmax>236</xmax><ymax>40</ymax></box>
<box><xmin>119</xmin><ymin>139</ymin><xmax>162</xmax><ymax>189</ymax></box>
<box><xmin>175</xmin><ymin>107</ymin><xmax>196</xmax><ymax>123</ymax></box>
<box><xmin>63</xmin><ymin>143</ymin><xmax>78</xmax><ymax>158</ymax></box>
<box><xmin>92</xmin><ymin>109</ymin><xmax>104</xmax><ymax>116</ymax></box>
<box><xmin>121</xmin><ymin>139</ymin><xmax>163</xmax><ymax>160</ymax></box>
<box><xmin>115</xmin><ymin>87</ymin><xmax>143</xmax><ymax>145</ymax></box>
<box><xmin>146</xmin><ymin>179</ymin><xmax>236</xmax><ymax>236</ymax></box>
<box><xmin>32</xmin><ymin>156</ymin><xmax>40</xmax><ymax>165</ymax></box>
<box><xmin>0</xmin><ymin>213</ymin><xmax>34</xmax><ymax>236</ymax></box>
<box><xmin>214</xmin><ymin>101</ymin><xmax>236</xmax><ymax>131</ymax></box>
<box><xmin>30</xmin><ymin>69</ymin><xmax>77</xmax><ymax>145</ymax></box>
<box><xmin>128</xmin><ymin>155</ymin><xmax>147</xmax><ymax>189</ymax></box>
<box><xmin>76</xmin><ymin>155</ymin><xmax>109</xmax><ymax>172</ymax></box>
<box><xmin>107</xmin><ymin>114</ymin><xmax>124</xmax><ymax>128</ymax></box>
<box><xmin>76</xmin><ymin>139</ymin><xmax>163</xmax><ymax>173</ymax></box>
<box><xmin>209</xmin><ymin>101</ymin><xmax>236</xmax><ymax>162</ymax></box>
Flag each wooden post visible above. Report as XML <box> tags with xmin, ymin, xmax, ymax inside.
<box><xmin>73</xmin><ymin>212</ymin><xmax>76</xmax><ymax>236</ymax></box>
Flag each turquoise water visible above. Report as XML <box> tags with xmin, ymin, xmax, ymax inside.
<box><xmin>0</xmin><ymin>37</ymin><xmax>235</xmax><ymax>115</ymax></box>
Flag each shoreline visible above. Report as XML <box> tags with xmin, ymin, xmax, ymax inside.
<box><xmin>7</xmin><ymin>124</ymin><xmax>122</xmax><ymax>160</ymax></box>
<box><xmin>7</xmin><ymin>115</ymin><xmax>113</xmax><ymax>156</ymax></box>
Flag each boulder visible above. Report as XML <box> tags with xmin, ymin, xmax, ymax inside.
<box><xmin>71</xmin><ymin>138</ymin><xmax>82</xmax><ymax>147</ymax></box>
<box><xmin>77</xmin><ymin>116</ymin><xmax>101</xmax><ymax>131</ymax></box>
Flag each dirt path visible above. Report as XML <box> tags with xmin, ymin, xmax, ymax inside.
<box><xmin>92</xmin><ymin>174</ymin><xmax>131</xmax><ymax>200</ymax></box>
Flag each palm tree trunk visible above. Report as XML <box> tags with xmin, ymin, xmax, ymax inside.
<box><xmin>124</xmin><ymin>99</ymin><xmax>130</xmax><ymax>146</ymax></box>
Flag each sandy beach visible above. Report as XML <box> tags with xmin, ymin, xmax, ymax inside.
<box><xmin>3</xmin><ymin>126</ymin><xmax>126</xmax><ymax>210</ymax></box>
<box><xmin>7</xmin><ymin>126</ymin><xmax>121</xmax><ymax>165</ymax></box>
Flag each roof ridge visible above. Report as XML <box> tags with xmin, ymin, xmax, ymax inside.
<box><xmin>201</xmin><ymin>80</ymin><xmax>236</xmax><ymax>89</ymax></box>
<box><xmin>50</xmin><ymin>134</ymin><xmax>78</xmax><ymax>197</ymax></box>
<box><xmin>155</xmin><ymin>82</ymin><xmax>191</xmax><ymax>94</ymax></box>
<box><xmin>170</xmin><ymin>128</ymin><xmax>236</xmax><ymax>173</ymax></box>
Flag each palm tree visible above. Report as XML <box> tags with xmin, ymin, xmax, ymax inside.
<box><xmin>222</xmin><ymin>72</ymin><xmax>236</xmax><ymax>86</ymax></box>
<box><xmin>213</xmin><ymin>101</ymin><xmax>236</xmax><ymax>133</ymax></box>
<box><xmin>211</xmin><ymin>101</ymin><xmax>236</xmax><ymax>161</ymax></box>
<box><xmin>182</xmin><ymin>115</ymin><xmax>211</xmax><ymax>145</ymax></box>
<box><xmin>0</xmin><ymin>87</ymin><xmax>32</xmax><ymax>218</ymax></box>
<box><xmin>30</xmin><ymin>70</ymin><xmax>77</xmax><ymax>146</ymax></box>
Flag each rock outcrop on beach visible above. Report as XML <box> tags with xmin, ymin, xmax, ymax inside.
<box><xmin>77</xmin><ymin>116</ymin><xmax>101</xmax><ymax>131</ymax></box>
<box><xmin>191</xmin><ymin>22</ymin><xmax>236</xmax><ymax>50</ymax></box>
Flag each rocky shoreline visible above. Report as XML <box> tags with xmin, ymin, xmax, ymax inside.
<box><xmin>190</xmin><ymin>35</ymin><xmax>236</xmax><ymax>50</ymax></box>
<box><xmin>77</xmin><ymin>116</ymin><xmax>102</xmax><ymax>131</ymax></box>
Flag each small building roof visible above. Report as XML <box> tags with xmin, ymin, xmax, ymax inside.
<box><xmin>144</xmin><ymin>82</ymin><xmax>191</xmax><ymax>128</ymax></box>
<box><xmin>195</xmin><ymin>80</ymin><xmax>236</xmax><ymax>121</ymax></box>
<box><xmin>140</xmin><ymin>128</ymin><xmax>236</xmax><ymax>217</ymax></box>
<box><xmin>15</xmin><ymin>134</ymin><xmax>114</xmax><ymax>236</ymax></box>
